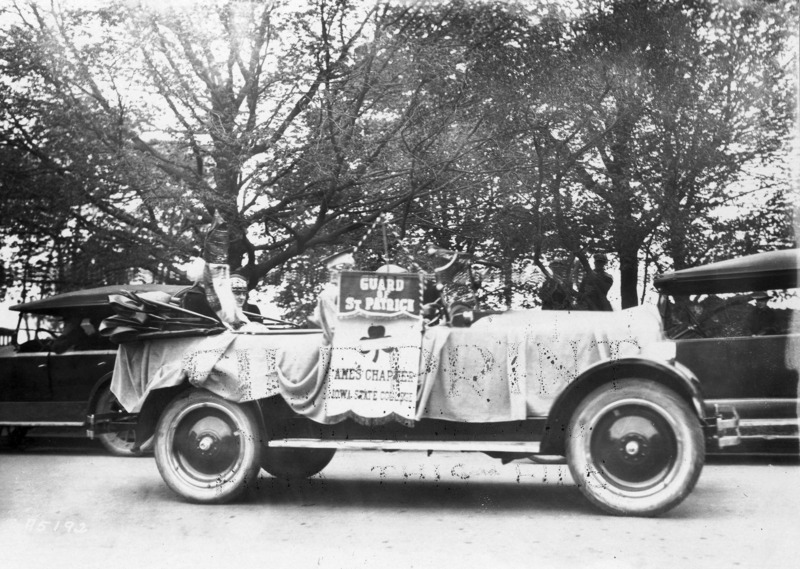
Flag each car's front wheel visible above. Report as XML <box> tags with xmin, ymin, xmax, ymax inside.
<box><xmin>154</xmin><ymin>390</ymin><xmax>262</xmax><ymax>503</ymax></box>
<box><xmin>566</xmin><ymin>379</ymin><xmax>704</xmax><ymax>517</ymax></box>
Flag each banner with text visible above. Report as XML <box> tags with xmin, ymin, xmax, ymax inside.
<box><xmin>338</xmin><ymin>270</ymin><xmax>422</xmax><ymax>317</ymax></box>
<box><xmin>326</xmin><ymin>271</ymin><xmax>423</xmax><ymax>422</ymax></box>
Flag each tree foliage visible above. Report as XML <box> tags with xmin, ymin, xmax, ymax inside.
<box><xmin>0</xmin><ymin>0</ymin><xmax>795</xmax><ymax>314</ymax></box>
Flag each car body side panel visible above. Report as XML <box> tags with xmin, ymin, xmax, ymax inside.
<box><xmin>674</xmin><ymin>332</ymin><xmax>799</xmax><ymax>451</ymax></box>
<box><xmin>0</xmin><ymin>347</ymin><xmax>116</xmax><ymax>424</ymax></box>
<box><xmin>0</xmin><ymin>401</ymin><xmax>87</xmax><ymax>424</ymax></box>
<box><xmin>3</xmin><ymin>351</ymin><xmax>51</xmax><ymax>402</ymax></box>
<box><xmin>675</xmin><ymin>334</ymin><xmax>799</xmax><ymax>404</ymax></box>
<box><xmin>48</xmin><ymin>350</ymin><xmax>116</xmax><ymax>403</ymax></box>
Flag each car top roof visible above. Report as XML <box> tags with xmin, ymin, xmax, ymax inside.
<box><xmin>654</xmin><ymin>248</ymin><xmax>800</xmax><ymax>295</ymax></box>
<box><xmin>10</xmin><ymin>284</ymin><xmax>190</xmax><ymax>315</ymax></box>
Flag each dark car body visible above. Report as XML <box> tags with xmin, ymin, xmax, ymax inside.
<box><xmin>0</xmin><ymin>284</ymin><xmax>188</xmax><ymax>454</ymax></box>
<box><xmin>654</xmin><ymin>248</ymin><xmax>800</xmax><ymax>454</ymax></box>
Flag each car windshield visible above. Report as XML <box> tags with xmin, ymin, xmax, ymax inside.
<box><xmin>662</xmin><ymin>288</ymin><xmax>799</xmax><ymax>339</ymax></box>
<box><xmin>14</xmin><ymin>313</ymin><xmax>62</xmax><ymax>347</ymax></box>
<box><xmin>13</xmin><ymin>311</ymin><xmax>113</xmax><ymax>352</ymax></box>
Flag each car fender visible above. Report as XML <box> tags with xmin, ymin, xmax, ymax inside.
<box><xmin>134</xmin><ymin>385</ymin><xmax>266</xmax><ymax>450</ymax></box>
<box><xmin>539</xmin><ymin>356</ymin><xmax>705</xmax><ymax>455</ymax></box>
<box><xmin>84</xmin><ymin>371</ymin><xmax>115</xmax><ymax>418</ymax></box>
<box><xmin>133</xmin><ymin>384</ymin><xmax>193</xmax><ymax>448</ymax></box>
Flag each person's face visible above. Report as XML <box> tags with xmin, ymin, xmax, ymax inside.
<box><xmin>231</xmin><ymin>279</ymin><xmax>248</xmax><ymax>308</ymax></box>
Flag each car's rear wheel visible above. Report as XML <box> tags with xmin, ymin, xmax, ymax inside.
<box><xmin>261</xmin><ymin>416</ymin><xmax>336</xmax><ymax>480</ymax></box>
<box><xmin>154</xmin><ymin>390</ymin><xmax>262</xmax><ymax>503</ymax></box>
<box><xmin>95</xmin><ymin>385</ymin><xmax>153</xmax><ymax>456</ymax></box>
<box><xmin>566</xmin><ymin>379</ymin><xmax>704</xmax><ymax>517</ymax></box>
<box><xmin>261</xmin><ymin>447</ymin><xmax>336</xmax><ymax>480</ymax></box>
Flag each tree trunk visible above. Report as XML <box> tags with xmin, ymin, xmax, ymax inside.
<box><xmin>617</xmin><ymin>247</ymin><xmax>640</xmax><ymax>309</ymax></box>
<box><xmin>503</xmin><ymin>260</ymin><xmax>514</xmax><ymax>308</ymax></box>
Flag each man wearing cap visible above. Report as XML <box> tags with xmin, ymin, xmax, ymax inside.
<box><xmin>746</xmin><ymin>291</ymin><xmax>777</xmax><ymax>335</ymax></box>
<box><xmin>230</xmin><ymin>272</ymin><xmax>261</xmax><ymax>317</ymax></box>
<box><xmin>577</xmin><ymin>252</ymin><xmax>614</xmax><ymax>311</ymax></box>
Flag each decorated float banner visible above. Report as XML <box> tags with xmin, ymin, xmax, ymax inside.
<box><xmin>325</xmin><ymin>271</ymin><xmax>424</xmax><ymax>423</ymax></box>
<box><xmin>338</xmin><ymin>270</ymin><xmax>422</xmax><ymax>316</ymax></box>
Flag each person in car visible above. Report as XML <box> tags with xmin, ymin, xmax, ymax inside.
<box><xmin>746</xmin><ymin>291</ymin><xmax>778</xmax><ymax>335</ymax></box>
<box><xmin>230</xmin><ymin>272</ymin><xmax>261</xmax><ymax>317</ymax></box>
<box><xmin>52</xmin><ymin>315</ymin><xmax>96</xmax><ymax>353</ymax></box>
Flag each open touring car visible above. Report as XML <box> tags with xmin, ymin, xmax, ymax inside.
<box><xmin>87</xmin><ymin>264</ymin><xmax>745</xmax><ymax>517</ymax></box>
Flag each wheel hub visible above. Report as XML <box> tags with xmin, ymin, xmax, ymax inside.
<box><xmin>172</xmin><ymin>412</ymin><xmax>241</xmax><ymax>477</ymax></box>
<box><xmin>196</xmin><ymin>434</ymin><xmax>217</xmax><ymax>453</ymax></box>
<box><xmin>590</xmin><ymin>404</ymin><xmax>678</xmax><ymax>491</ymax></box>
<box><xmin>620</xmin><ymin>434</ymin><xmax>648</xmax><ymax>462</ymax></box>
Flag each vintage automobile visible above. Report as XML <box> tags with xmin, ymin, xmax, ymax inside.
<box><xmin>92</xmin><ymin>269</ymin><xmax>740</xmax><ymax>517</ymax></box>
<box><xmin>654</xmin><ymin>248</ymin><xmax>800</xmax><ymax>454</ymax></box>
<box><xmin>0</xmin><ymin>284</ymin><xmax>187</xmax><ymax>455</ymax></box>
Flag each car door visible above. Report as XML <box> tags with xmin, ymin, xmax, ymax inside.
<box><xmin>675</xmin><ymin>332</ymin><xmax>800</xmax><ymax>447</ymax></box>
<box><xmin>46</xmin><ymin>319</ymin><xmax>117</xmax><ymax>424</ymax></box>
<box><xmin>676</xmin><ymin>334</ymin><xmax>799</xmax><ymax>399</ymax></box>
<box><xmin>0</xmin><ymin>313</ymin><xmax>116</xmax><ymax>426</ymax></box>
<box><xmin>0</xmin><ymin>337</ymin><xmax>57</xmax><ymax>424</ymax></box>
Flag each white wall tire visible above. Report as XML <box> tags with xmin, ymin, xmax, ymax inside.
<box><xmin>566</xmin><ymin>379</ymin><xmax>704</xmax><ymax>516</ymax></box>
<box><xmin>154</xmin><ymin>390</ymin><xmax>262</xmax><ymax>504</ymax></box>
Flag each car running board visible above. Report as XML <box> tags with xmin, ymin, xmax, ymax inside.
<box><xmin>267</xmin><ymin>438</ymin><xmax>542</xmax><ymax>454</ymax></box>
<box><xmin>738</xmin><ymin>418</ymin><xmax>799</xmax><ymax>440</ymax></box>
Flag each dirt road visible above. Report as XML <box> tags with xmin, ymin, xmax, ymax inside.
<box><xmin>1</xmin><ymin>441</ymin><xmax>798</xmax><ymax>569</ymax></box>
